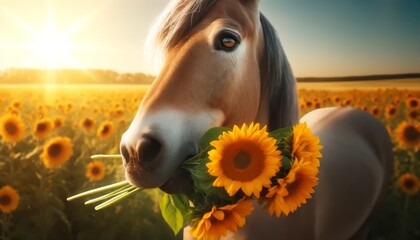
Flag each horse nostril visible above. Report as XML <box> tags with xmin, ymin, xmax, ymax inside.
<box><xmin>137</xmin><ymin>135</ymin><xmax>162</xmax><ymax>163</ymax></box>
<box><xmin>120</xmin><ymin>144</ymin><xmax>130</xmax><ymax>165</ymax></box>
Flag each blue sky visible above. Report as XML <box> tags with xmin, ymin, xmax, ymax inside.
<box><xmin>0</xmin><ymin>0</ymin><xmax>419</xmax><ymax>77</ymax></box>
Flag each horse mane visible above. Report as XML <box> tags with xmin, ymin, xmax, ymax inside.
<box><xmin>150</xmin><ymin>0</ymin><xmax>299</xmax><ymax>130</ymax></box>
<box><xmin>260</xmin><ymin>14</ymin><xmax>299</xmax><ymax>130</ymax></box>
<box><xmin>150</xmin><ymin>0</ymin><xmax>217</xmax><ymax>53</ymax></box>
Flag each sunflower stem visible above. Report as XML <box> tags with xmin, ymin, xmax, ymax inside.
<box><xmin>95</xmin><ymin>188</ymin><xmax>142</xmax><ymax>210</ymax></box>
<box><xmin>91</xmin><ymin>154</ymin><xmax>122</xmax><ymax>159</ymax></box>
<box><xmin>1</xmin><ymin>214</ymin><xmax>11</xmax><ymax>240</ymax></box>
<box><xmin>67</xmin><ymin>181</ymin><xmax>129</xmax><ymax>201</ymax></box>
<box><xmin>84</xmin><ymin>185</ymin><xmax>137</xmax><ymax>205</ymax></box>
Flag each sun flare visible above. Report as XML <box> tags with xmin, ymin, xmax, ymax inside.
<box><xmin>2</xmin><ymin>5</ymin><xmax>91</xmax><ymax>70</ymax></box>
<box><xmin>33</xmin><ymin>29</ymin><xmax>74</xmax><ymax>67</ymax></box>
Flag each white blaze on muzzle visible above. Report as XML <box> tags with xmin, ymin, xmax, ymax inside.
<box><xmin>120</xmin><ymin>108</ymin><xmax>225</xmax><ymax>189</ymax></box>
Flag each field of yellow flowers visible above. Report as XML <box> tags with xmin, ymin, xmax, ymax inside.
<box><xmin>0</xmin><ymin>84</ymin><xmax>419</xmax><ymax>239</ymax></box>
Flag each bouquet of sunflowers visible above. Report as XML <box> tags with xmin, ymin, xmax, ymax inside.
<box><xmin>68</xmin><ymin>122</ymin><xmax>322</xmax><ymax>240</ymax></box>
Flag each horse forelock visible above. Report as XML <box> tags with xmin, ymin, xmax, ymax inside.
<box><xmin>147</xmin><ymin>0</ymin><xmax>217</xmax><ymax>55</ymax></box>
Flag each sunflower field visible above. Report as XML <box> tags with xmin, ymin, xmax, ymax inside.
<box><xmin>0</xmin><ymin>84</ymin><xmax>419</xmax><ymax>239</ymax></box>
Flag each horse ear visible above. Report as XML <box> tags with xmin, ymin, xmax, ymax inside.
<box><xmin>260</xmin><ymin>14</ymin><xmax>299</xmax><ymax>130</ymax></box>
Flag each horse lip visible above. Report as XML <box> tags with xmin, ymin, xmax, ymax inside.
<box><xmin>159</xmin><ymin>167</ymin><xmax>193</xmax><ymax>194</ymax></box>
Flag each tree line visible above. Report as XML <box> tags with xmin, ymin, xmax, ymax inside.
<box><xmin>0</xmin><ymin>68</ymin><xmax>155</xmax><ymax>84</ymax></box>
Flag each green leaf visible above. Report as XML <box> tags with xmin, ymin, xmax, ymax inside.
<box><xmin>277</xmin><ymin>156</ymin><xmax>292</xmax><ymax>178</ymax></box>
<box><xmin>269</xmin><ymin>127</ymin><xmax>293</xmax><ymax>156</ymax></box>
<box><xmin>199</xmin><ymin>127</ymin><xmax>231</xmax><ymax>151</ymax></box>
<box><xmin>269</xmin><ymin>127</ymin><xmax>292</xmax><ymax>141</ymax></box>
<box><xmin>159</xmin><ymin>193</ymin><xmax>190</xmax><ymax>235</ymax></box>
<box><xmin>169</xmin><ymin>193</ymin><xmax>190</xmax><ymax>223</ymax></box>
<box><xmin>189</xmin><ymin>157</ymin><xmax>234</xmax><ymax>202</ymax></box>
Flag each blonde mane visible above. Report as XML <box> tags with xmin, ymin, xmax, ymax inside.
<box><xmin>147</xmin><ymin>0</ymin><xmax>217</xmax><ymax>54</ymax></box>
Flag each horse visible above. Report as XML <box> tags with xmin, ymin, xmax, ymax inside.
<box><xmin>119</xmin><ymin>0</ymin><xmax>393</xmax><ymax>239</ymax></box>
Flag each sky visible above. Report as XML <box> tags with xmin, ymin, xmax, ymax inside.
<box><xmin>0</xmin><ymin>0</ymin><xmax>419</xmax><ymax>77</ymax></box>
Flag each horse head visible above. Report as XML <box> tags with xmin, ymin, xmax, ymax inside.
<box><xmin>120</xmin><ymin>0</ymin><xmax>298</xmax><ymax>194</ymax></box>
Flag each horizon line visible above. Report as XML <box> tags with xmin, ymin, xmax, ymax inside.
<box><xmin>1</xmin><ymin>67</ymin><xmax>419</xmax><ymax>80</ymax></box>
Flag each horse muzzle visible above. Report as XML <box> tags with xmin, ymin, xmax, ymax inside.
<box><xmin>120</xmin><ymin>108</ymin><xmax>225</xmax><ymax>193</ymax></box>
<box><xmin>120</xmin><ymin>130</ymin><xmax>195</xmax><ymax>193</ymax></box>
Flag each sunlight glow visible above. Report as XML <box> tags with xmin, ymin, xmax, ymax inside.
<box><xmin>33</xmin><ymin>28</ymin><xmax>75</xmax><ymax>68</ymax></box>
<box><xmin>1</xmin><ymin>4</ymin><xmax>94</xmax><ymax>71</ymax></box>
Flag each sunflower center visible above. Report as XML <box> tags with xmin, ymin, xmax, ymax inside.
<box><xmin>409</xmin><ymin>100</ymin><xmax>418</xmax><ymax>108</ymax></box>
<box><xmin>48</xmin><ymin>143</ymin><xmax>62</xmax><ymax>157</ymax></box>
<box><xmin>5</xmin><ymin>122</ymin><xmax>18</xmax><ymax>135</ymax></box>
<box><xmin>220</xmin><ymin>141</ymin><xmax>265</xmax><ymax>182</ymax></box>
<box><xmin>84</xmin><ymin>119</ymin><xmax>93</xmax><ymax>127</ymax></box>
<box><xmin>403</xmin><ymin>179</ymin><xmax>415</xmax><ymax>190</ymax></box>
<box><xmin>233</xmin><ymin>151</ymin><xmax>251</xmax><ymax>170</ymax></box>
<box><xmin>409</xmin><ymin>111</ymin><xmax>418</xmax><ymax>119</ymax></box>
<box><xmin>0</xmin><ymin>195</ymin><xmax>11</xmax><ymax>205</ymax></box>
<box><xmin>91</xmin><ymin>166</ymin><xmax>100</xmax><ymax>175</ymax></box>
<box><xmin>54</xmin><ymin>119</ymin><xmax>62</xmax><ymax>128</ymax></box>
<box><xmin>389</xmin><ymin>108</ymin><xmax>396</xmax><ymax>115</ymax></box>
<box><xmin>101</xmin><ymin>125</ymin><xmax>110</xmax><ymax>134</ymax></box>
<box><xmin>36</xmin><ymin>123</ymin><xmax>47</xmax><ymax>132</ymax></box>
<box><xmin>403</xmin><ymin>126</ymin><xmax>419</xmax><ymax>142</ymax></box>
<box><xmin>13</xmin><ymin>102</ymin><xmax>20</xmax><ymax>108</ymax></box>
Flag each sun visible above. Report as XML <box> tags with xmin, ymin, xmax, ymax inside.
<box><xmin>33</xmin><ymin>28</ymin><xmax>74</xmax><ymax>67</ymax></box>
<box><xmin>26</xmin><ymin>19</ymin><xmax>81</xmax><ymax>69</ymax></box>
<box><xmin>3</xmin><ymin>5</ymin><xmax>92</xmax><ymax>70</ymax></box>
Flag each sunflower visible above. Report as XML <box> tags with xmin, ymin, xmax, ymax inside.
<box><xmin>7</xmin><ymin>107</ymin><xmax>19</xmax><ymax>116</ymax></box>
<box><xmin>207</xmin><ymin>123</ymin><xmax>282</xmax><ymax>198</ymax></box>
<box><xmin>341</xmin><ymin>99</ymin><xmax>352</xmax><ymax>107</ymax></box>
<box><xmin>86</xmin><ymin>161</ymin><xmax>106</xmax><ymax>181</ymax></box>
<box><xmin>53</xmin><ymin>117</ymin><xmax>64</xmax><ymax>128</ymax></box>
<box><xmin>393</xmin><ymin>97</ymin><xmax>401</xmax><ymax>106</ymax></box>
<box><xmin>305</xmin><ymin>100</ymin><xmax>313</xmax><ymax>109</ymax></box>
<box><xmin>111</xmin><ymin>108</ymin><xmax>125</xmax><ymax>118</ymax></box>
<box><xmin>407</xmin><ymin>110</ymin><xmax>418</xmax><ymax>121</ymax></box>
<box><xmin>398</xmin><ymin>173</ymin><xmax>419</xmax><ymax>195</ymax></box>
<box><xmin>406</xmin><ymin>97</ymin><xmax>419</xmax><ymax>110</ymax></box>
<box><xmin>189</xmin><ymin>198</ymin><xmax>253</xmax><ymax>240</ymax></box>
<box><xmin>11</xmin><ymin>101</ymin><xmax>21</xmax><ymax>109</ymax></box>
<box><xmin>385</xmin><ymin>104</ymin><xmax>397</xmax><ymax>119</ymax></box>
<box><xmin>0</xmin><ymin>185</ymin><xmax>20</xmax><ymax>213</ymax></box>
<box><xmin>263</xmin><ymin>159</ymin><xmax>318</xmax><ymax>217</ymax></box>
<box><xmin>97</xmin><ymin>121</ymin><xmax>114</xmax><ymax>139</ymax></box>
<box><xmin>0</xmin><ymin>115</ymin><xmax>25</xmax><ymax>143</ymax></box>
<box><xmin>33</xmin><ymin>118</ymin><xmax>53</xmax><ymax>139</ymax></box>
<box><xmin>395</xmin><ymin>122</ymin><xmax>420</xmax><ymax>149</ymax></box>
<box><xmin>41</xmin><ymin>137</ymin><xmax>73</xmax><ymax>169</ymax></box>
<box><xmin>119</xmin><ymin>119</ymin><xmax>127</xmax><ymax>126</ymax></box>
<box><xmin>67</xmin><ymin>103</ymin><xmax>73</xmax><ymax>112</ymax></box>
<box><xmin>291</xmin><ymin>122</ymin><xmax>323</xmax><ymax>167</ymax></box>
<box><xmin>81</xmin><ymin>117</ymin><xmax>95</xmax><ymax>131</ymax></box>
<box><xmin>370</xmin><ymin>106</ymin><xmax>381</xmax><ymax>118</ymax></box>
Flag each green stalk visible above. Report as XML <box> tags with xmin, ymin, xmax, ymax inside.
<box><xmin>91</xmin><ymin>154</ymin><xmax>122</xmax><ymax>159</ymax></box>
<box><xmin>85</xmin><ymin>185</ymin><xmax>137</xmax><ymax>205</ymax></box>
<box><xmin>1</xmin><ymin>214</ymin><xmax>10</xmax><ymax>240</ymax></box>
<box><xmin>95</xmin><ymin>188</ymin><xmax>142</xmax><ymax>210</ymax></box>
<box><xmin>67</xmin><ymin>181</ymin><xmax>129</xmax><ymax>201</ymax></box>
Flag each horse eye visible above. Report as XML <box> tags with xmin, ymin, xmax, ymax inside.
<box><xmin>222</xmin><ymin>37</ymin><xmax>236</xmax><ymax>48</ymax></box>
<box><xmin>215</xmin><ymin>31</ymin><xmax>240</xmax><ymax>52</ymax></box>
